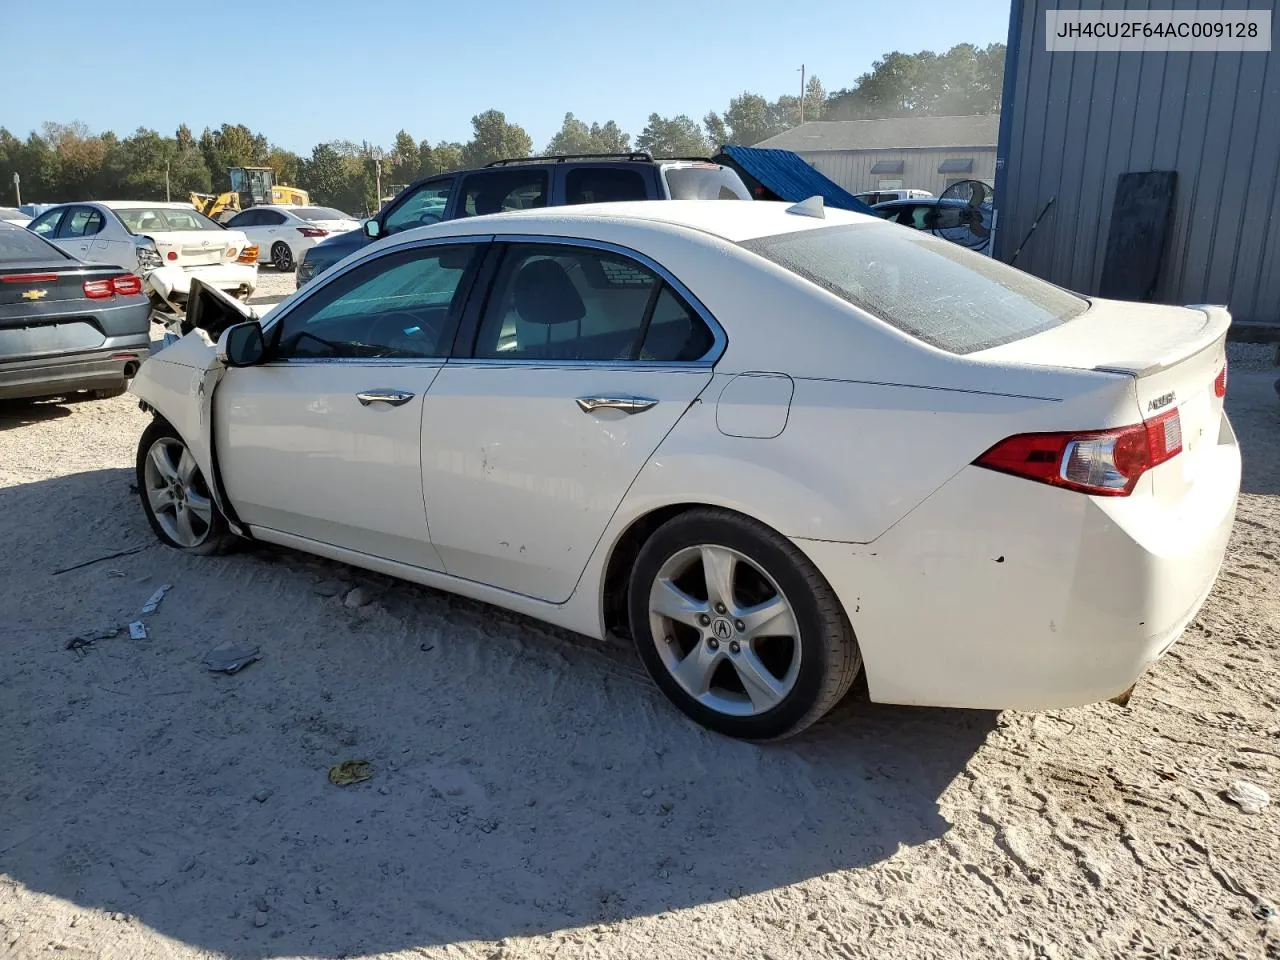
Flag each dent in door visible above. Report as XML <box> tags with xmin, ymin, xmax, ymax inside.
<box><xmin>715</xmin><ymin>373</ymin><xmax>794</xmax><ymax>439</ymax></box>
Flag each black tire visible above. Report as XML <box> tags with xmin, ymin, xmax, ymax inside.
<box><xmin>627</xmin><ymin>507</ymin><xmax>861</xmax><ymax>740</ymax></box>
<box><xmin>91</xmin><ymin>385</ymin><xmax>128</xmax><ymax>400</ymax></box>
<box><xmin>271</xmin><ymin>242</ymin><xmax>294</xmax><ymax>272</ymax></box>
<box><xmin>136</xmin><ymin>418</ymin><xmax>239</xmax><ymax>556</ymax></box>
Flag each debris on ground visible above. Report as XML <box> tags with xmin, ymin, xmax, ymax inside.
<box><xmin>128</xmin><ymin>621</ymin><xmax>147</xmax><ymax>641</ymax></box>
<box><xmin>202</xmin><ymin>643</ymin><xmax>262</xmax><ymax>675</ymax></box>
<box><xmin>328</xmin><ymin>760</ymin><xmax>373</xmax><ymax>786</ymax></box>
<box><xmin>343</xmin><ymin>586</ymin><xmax>372</xmax><ymax>609</ymax></box>
<box><xmin>64</xmin><ymin>627</ymin><xmax>120</xmax><ymax>652</ymax></box>
<box><xmin>140</xmin><ymin>583</ymin><xmax>172</xmax><ymax>615</ymax></box>
<box><xmin>50</xmin><ymin>544</ymin><xmax>150</xmax><ymax>576</ymax></box>
<box><xmin>1226</xmin><ymin>780</ymin><xmax>1270</xmax><ymax>814</ymax></box>
<box><xmin>253</xmin><ymin>789</ymin><xmax>272</xmax><ymax>803</ymax></box>
<box><xmin>314</xmin><ymin>580</ymin><xmax>346</xmax><ymax>598</ymax></box>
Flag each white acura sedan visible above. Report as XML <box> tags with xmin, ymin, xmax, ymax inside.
<box><xmin>129</xmin><ymin>199</ymin><xmax>1240</xmax><ymax>739</ymax></box>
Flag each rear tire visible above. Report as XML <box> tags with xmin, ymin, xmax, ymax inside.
<box><xmin>271</xmin><ymin>242</ymin><xmax>294</xmax><ymax>272</ymax></box>
<box><xmin>136</xmin><ymin>418</ymin><xmax>239</xmax><ymax>556</ymax></box>
<box><xmin>627</xmin><ymin>507</ymin><xmax>861</xmax><ymax>740</ymax></box>
<box><xmin>91</xmin><ymin>385</ymin><xmax>127</xmax><ymax>400</ymax></box>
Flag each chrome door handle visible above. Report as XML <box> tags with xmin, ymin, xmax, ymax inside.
<box><xmin>575</xmin><ymin>396</ymin><xmax>658</xmax><ymax>415</ymax></box>
<box><xmin>356</xmin><ymin>389</ymin><xmax>415</xmax><ymax>407</ymax></box>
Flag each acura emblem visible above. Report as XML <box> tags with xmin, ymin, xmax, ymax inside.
<box><xmin>712</xmin><ymin>618</ymin><xmax>733</xmax><ymax>640</ymax></box>
<box><xmin>21</xmin><ymin>289</ymin><xmax>47</xmax><ymax>300</ymax></box>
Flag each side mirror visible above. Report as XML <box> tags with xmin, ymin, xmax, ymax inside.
<box><xmin>363</xmin><ymin>219</ymin><xmax>382</xmax><ymax>239</ymax></box>
<box><xmin>216</xmin><ymin>321</ymin><xmax>266</xmax><ymax>367</ymax></box>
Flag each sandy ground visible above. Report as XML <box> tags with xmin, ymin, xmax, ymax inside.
<box><xmin>1</xmin><ymin>347</ymin><xmax>1278</xmax><ymax>960</ymax></box>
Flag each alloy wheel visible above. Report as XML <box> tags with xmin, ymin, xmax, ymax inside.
<box><xmin>648</xmin><ymin>544</ymin><xmax>801</xmax><ymax>717</ymax></box>
<box><xmin>272</xmin><ymin>243</ymin><xmax>291</xmax><ymax>271</ymax></box>
<box><xmin>143</xmin><ymin>437</ymin><xmax>214</xmax><ymax>548</ymax></box>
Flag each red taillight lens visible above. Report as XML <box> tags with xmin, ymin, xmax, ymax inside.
<box><xmin>111</xmin><ymin>274</ymin><xmax>142</xmax><ymax>296</ymax></box>
<box><xmin>975</xmin><ymin>410</ymin><xmax>1182</xmax><ymax>497</ymax></box>
<box><xmin>82</xmin><ymin>279</ymin><xmax>113</xmax><ymax>299</ymax></box>
<box><xmin>297</xmin><ymin>226</ymin><xmax>328</xmax><ymax>237</ymax></box>
<box><xmin>1214</xmin><ymin>363</ymin><xmax>1227</xmax><ymax>398</ymax></box>
<box><xmin>166</xmin><ymin>251</ymin><xmax>178</xmax><ymax>261</ymax></box>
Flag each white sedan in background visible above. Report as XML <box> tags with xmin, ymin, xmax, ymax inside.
<box><xmin>129</xmin><ymin>199</ymin><xmax>1240</xmax><ymax>740</ymax></box>
<box><xmin>28</xmin><ymin>201</ymin><xmax>257</xmax><ymax>310</ymax></box>
<box><xmin>223</xmin><ymin>205</ymin><xmax>360</xmax><ymax>272</ymax></box>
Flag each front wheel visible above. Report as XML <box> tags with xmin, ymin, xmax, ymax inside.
<box><xmin>628</xmin><ymin>508</ymin><xmax>862</xmax><ymax>740</ymax></box>
<box><xmin>271</xmin><ymin>241</ymin><xmax>294</xmax><ymax>272</ymax></box>
<box><xmin>136</xmin><ymin>419</ymin><xmax>238</xmax><ymax>555</ymax></box>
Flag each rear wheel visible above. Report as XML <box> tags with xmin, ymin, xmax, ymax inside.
<box><xmin>628</xmin><ymin>508</ymin><xmax>861</xmax><ymax>740</ymax></box>
<box><xmin>271</xmin><ymin>242</ymin><xmax>294</xmax><ymax>272</ymax></box>
<box><xmin>136</xmin><ymin>419</ymin><xmax>238</xmax><ymax>555</ymax></box>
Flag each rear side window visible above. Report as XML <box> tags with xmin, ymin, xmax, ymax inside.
<box><xmin>0</xmin><ymin>225</ymin><xmax>69</xmax><ymax>261</ymax></box>
<box><xmin>459</xmin><ymin>170</ymin><xmax>548</xmax><ymax>218</ymax></box>
<box><xmin>29</xmin><ymin>209</ymin><xmax>65</xmax><ymax>237</ymax></box>
<box><xmin>662</xmin><ymin>165</ymin><xmax>750</xmax><ymax>200</ymax></box>
<box><xmin>742</xmin><ymin>224</ymin><xmax>1088</xmax><ymax>354</ymax></box>
<box><xmin>565</xmin><ymin>168</ymin><xmax>649</xmax><ymax>204</ymax></box>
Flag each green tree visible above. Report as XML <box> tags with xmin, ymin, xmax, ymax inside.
<box><xmin>265</xmin><ymin>146</ymin><xmax>302</xmax><ymax>187</ymax></box>
<box><xmin>636</xmin><ymin>114</ymin><xmax>709</xmax><ymax>158</ymax></box>
<box><xmin>803</xmin><ymin>74</ymin><xmax>826</xmax><ymax>122</ymax></box>
<box><xmin>299</xmin><ymin>143</ymin><xmax>346</xmax><ymax>205</ymax></box>
<box><xmin>460</xmin><ymin>110</ymin><xmax>532</xmax><ymax>167</ymax></box>
<box><xmin>723</xmin><ymin>93</ymin><xmax>775</xmax><ymax>146</ymax></box>
<box><xmin>390</xmin><ymin>129</ymin><xmax>419</xmax><ymax>184</ymax></box>
<box><xmin>703</xmin><ymin>111</ymin><xmax>728</xmax><ymax>151</ymax></box>
<box><xmin>199</xmin><ymin>123</ymin><xmax>269</xmax><ymax>189</ymax></box>
<box><xmin>825</xmin><ymin>44</ymin><xmax>1005</xmax><ymax>120</ymax></box>
<box><xmin>544</xmin><ymin>113</ymin><xmax>632</xmax><ymax>155</ymax></box>
<box><xmin>589</xmin><ymin>120</ymin><xmax>630</xmax><ymax>153</ymax></box>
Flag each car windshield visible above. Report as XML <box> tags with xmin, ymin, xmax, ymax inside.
<box><xmin>663</xmin><ymin>165</ymin><xmax>751</xmax><ymax>200</ymax></box>
<box><xmin>742</xmin><ymin>223</ymin><xmax>1088</xmax><ymax>354</ymax></box>
<box><xmin>292</xmin><ymin>206</ymin><xmax>352</xmax><ymax>221</ymax></box>
<box><xmin>0</xmin><ymin>224</ymin><xmax>69</xmax><ymax>261</ymax></box>
<box><xmin>115</xmin><ymin>207</ymin><xmax>223</xmax><ymax>233</ymax></box>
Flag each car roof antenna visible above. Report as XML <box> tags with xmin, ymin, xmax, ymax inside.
<box><xmin>785</xmin><ymin>196</ymin><xmax>825</xmax><ymax>219</ymax></box>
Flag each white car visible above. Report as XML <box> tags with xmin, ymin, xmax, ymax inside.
<box><xmin>0</xmin><ymin>206</ymin><xmax>30</xmax><ymax>226</ymax></box>
<box><xmin>223</xmin><ymin>205</ymin><xmax>360</xmax><ymax>272</ymax></box>
<box><xmin>129</xmin><ymin>199</ymin><xmax>1240</xmax><ymax>740</ymax></box>
<box><xmin>27</xmin><ymin>201</ymin><xmax>257</xmax><ymax>311</ymax></box>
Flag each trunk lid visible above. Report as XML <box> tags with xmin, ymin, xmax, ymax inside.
<box><xmin>152</xmin><ymin>230</ymin><xmax>247</xmax><ymax>268</ymax></box>
<box><xmin>978</xmin><ymin>299</ymin><xmax>1230</xmax><ymax>501</ymax></box>
<box><xmin>0</xmin><ymin>262</ymin><xmax>88</xmax><ymax>308</ymax></box>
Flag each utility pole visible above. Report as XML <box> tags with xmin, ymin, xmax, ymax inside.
<box><xmin>165</xmin><ymin>160</ymin><xmax>171</xmax><ymax>202</ymax></box>
<box><xmin>798</xmin><ymin>64</ymin><xmax>806</xmax><ymax>125</ymax></box>
<box><xmin>12</xmin><ymin>171</ymin><xmax>20</xmax><ymax>207</ymax></box>
<box><xmin>375</xmin><ymin>158</ymin><xmax>382</xmax><ymax>209</ymax></box>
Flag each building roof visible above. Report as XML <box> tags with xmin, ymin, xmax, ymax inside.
<box><xmin>716</xmin><ymin>146</ymin><xmax>875</xmax><ymax>214</ymax></box>
<box><xmin>754</xmin><ymin>115</ymin><xmax>1000</xmax><ymax>153</ymax></box>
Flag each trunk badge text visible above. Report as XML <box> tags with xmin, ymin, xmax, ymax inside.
<box><xmin>1148</xmin><ymin>391</ymin><xmax>1176</xmax><ymax>412</ymax></box>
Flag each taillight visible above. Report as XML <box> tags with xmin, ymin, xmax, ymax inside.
<box><xmin>1214</xmin><ymin>363</ymin><xmax>1227</xmax><ymax>398</ymax></box>
<box><xmin>111</xmin><ymin>274</ymin><xmax>142</xmax><ymax>296</ymax></box>
<box><xmin>238</xmin><ymin>244</ymin><xmax>259</xmax><ymax>264</ymax></box>
<box><xmin>166</xmin><ymin>251</ymin><xmax>178</xmax><ymax>261</ymax></box>
<box><xmin>975</xmin><ymin>410</ymin><xmax>1182</xmax><ymax>497</ymax></box>
<box><xmin>297</xmin><ymin>226</ymin><xmax>328</xmax><ymax>237</ymax></box>
<box><xmin>82</xmin><ymin>279</ymin><xmax>113</xmax><ymax>299</ymax></box>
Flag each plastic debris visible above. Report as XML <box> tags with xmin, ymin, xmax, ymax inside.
<box><xmin>343</xmin><ymin>586</ymin><xmax>372</xmax><ymax>608</ymax></box>
<box><xmin>128</xmin><ymin>621</ymin><xmax>148</xmax><ymax>640</ymax></box>
<box><xmin>66</xmin><ymin>627</ymin><xmax>120</xmax><ymax>651</ymax></box>
<box><xmin>1255</xmin><ymin>903</ymin><xmax>1277</xmax><ymax>922</ymax></box>
<box><xmin>1227</xmin><ymin>780</ymin><xmax>1270</xmax><ymax>814</ymax></box>
<box><xmin>141</xmin><ymin>583</ymin><xmax>172</xmax><ymax>615</ymax></box>
<box><xmin>328</xmin><ymin>760</ymin><xmax>373</xmax><ymax>786</ymax></box>
<box><xmin>202</xmin><ymin>643</ymin><xmax>261</xmax><ymax>675</ymax></box>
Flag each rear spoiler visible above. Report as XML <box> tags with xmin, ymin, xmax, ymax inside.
<box><xmin>1095</xmin><ymin>304</ymin><xmax>1231</xmax><ymax>378</ymax></box>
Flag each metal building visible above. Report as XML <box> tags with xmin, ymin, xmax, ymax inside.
<box><xmin>994</xmin><ymin>0</ymin><xmax>1279</xmax><ymax>324</ymax></box>
<box><xmin>753</xmin><ymin>116</ymin><xmax>999</xmax><ymax>197</ymax></box>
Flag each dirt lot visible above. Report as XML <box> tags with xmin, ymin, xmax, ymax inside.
<box><xmin>1</xmin><ymin>351</ymin><xmax>1278</xmax><ymax>960</ymax></box>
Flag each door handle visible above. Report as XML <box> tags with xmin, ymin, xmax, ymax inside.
<box><xmin>575</xmin><ymin>396</ymin><xmax>658</xmax><ymax>415</ymax></box>
<box><xmin>356</xmin><ymin>389</ymin><xmax>415</xmax><ymax>407</ymax></box>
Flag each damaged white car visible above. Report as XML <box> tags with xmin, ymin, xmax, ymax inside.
<box><xmin>129</xmin><ymin>200</ymin><xmax>1240</xmax><ymax>740</ymax></box>
<box><xmin>27</xmin><ymin>201</ymin><xmax>258</xmax><ymax>314</ymax></box>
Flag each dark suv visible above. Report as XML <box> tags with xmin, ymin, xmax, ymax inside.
<box><xmin>295</xmin><ymin>152</ymin><xmax>752</xmax><ymax>287</ymax></box>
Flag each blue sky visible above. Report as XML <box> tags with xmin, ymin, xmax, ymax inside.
<box><xmin>6</xmin><ymin>0</ymin><xmax>1011</xmax><ymax>153</ymax></box>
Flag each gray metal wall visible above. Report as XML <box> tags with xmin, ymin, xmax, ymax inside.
<box><xmin>798</xmin><ymin>149</ymin><xmax>998</xmax><ymax>196</ymax></box>
<box><xmin>995</xmin><ymin>0</ymin><xmax>1280</xmax><ymax>324</ymax></box>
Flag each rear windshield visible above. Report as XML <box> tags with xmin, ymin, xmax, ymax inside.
<box><xmin>0</xmin><ymin>207</ymin><xmax>27</xmax><ymax>219</ymax></box>
<box><xmin>116</xmin><ymin>208</ymin><xmax>223</xmax><ymax>233</ymax></box>
<box><xmin>292</xmin><ymin>206</ymin><xmax>351</xmax><ymax>221</ymax></box>
<box><xmin>741</xmin><ymin>223</ymin><xmax>1088</xmax><ymax>354</ymax></box>
<box><xmin>663</xmin><ymin>165</ymin><xmax>750</xmax><ymax>200</ymax></box>
<box><xmin>0</xmin><ymin>225</ymin><xmax>68</xmax><ymax>262</ymax></box>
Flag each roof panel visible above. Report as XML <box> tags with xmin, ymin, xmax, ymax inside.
<box><xmin>716</xmin><ymin>146</ymin><xmax>876</xmax><ymax>213</ymax></box>
<box><xmin>754</xmin><ymin>115</ymin><xmax>1000</xmax><ymax>152</ymax></box>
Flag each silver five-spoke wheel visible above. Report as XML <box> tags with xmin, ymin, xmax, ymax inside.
<box><xmin>143</xmin><ymin>437</ymin><xmax>214</xmax><ymax>548</ymax></box>
<box><xmin>649</xmin><ymin>544</ymin><xmax>802</xmax><ymax>717</ymax></box>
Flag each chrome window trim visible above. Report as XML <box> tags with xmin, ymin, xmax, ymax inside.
<box><xmin>480</xmin><ymin>233</ymin><xmax>726</xmax><ymax>366</ymax></box>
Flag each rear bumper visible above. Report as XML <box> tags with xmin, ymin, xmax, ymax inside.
<box><xmin>795</xmin><ymin>412</ymin><xmax>1241</xmax><ymax>710</ymax></box>
<box><xmin>146</xmin><ymin>263</ymin><xmax>257</xmax><ymax>301</ymax></box>
<box><xmin>0</xmin><ymin>336</ymin><xmax>150</xmax><ymax>400</ymax></box>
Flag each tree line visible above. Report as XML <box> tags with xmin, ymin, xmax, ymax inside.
<box><xmin>0</xmin><ymin>43</ymin><xmax>1003</xmax><ymax>216</ymax></box>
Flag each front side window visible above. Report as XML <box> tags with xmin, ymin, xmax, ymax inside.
<box><xmin>29</xmin><ymin>209</ymin><xmax>65</xmax><ymax>237</ymax></box>
<box><xmin>273</xmin><ymin>243</ymin><xmax>481</xmax><ymax>360</ymax></box>
<box><xmin>116</xmin><ymin>207</ymin><xmax>223</xmax><ymax>233</ymax></box>
<box><xmin>742</xmin><ymin>223</ymin><xmax>1087</xmax><ymax>354</ymax></box>
<box><xmin>565</xmin><ymin>168</ymin><xmax>648</xmax><ymax>204</ymax></box>
<box><xmin>473</xmin><ymin>244</ymin><xmax>713</xmax><ymax>362</ymax></box>
<box><xmin>458</xmin><ymin>171</ymin><xmax>548</xmax><ymax>218</ymax></box>
<box><xmin>384</xmin><ymin>179</ymin><xmax>453</xmax><ymax>234</ymax></box>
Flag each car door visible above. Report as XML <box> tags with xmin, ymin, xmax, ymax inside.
<box><xmin>27</xmin><ymin>208</ymin><xmax>66</xmax><ymax>247</ymax></box>
<box><xmin>256</xmin><ymin>208</ymin><xmax>289</xmax><ymax>254</ymax></box>
<box><xmin>420</xmin><ymin>239</ymin><xmax>720</xmax><ymax>603</ymax></box>
<box><xmin>55</xmin><ymin>206</ymin><xmax>102</xmax><ymax>260</ymax></box>
<box><xmin>214</xmin><ymin>239</ymin><xmax>488</xmax><ymax>569</ymax></box>
<box><xmin>89</xmin><ymin>208</ymin><xmax>138</xmax><ymax>270</ymax></box>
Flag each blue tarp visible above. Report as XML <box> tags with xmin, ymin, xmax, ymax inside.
<box><xmin>718</xmin><ymin>146</ymin><xmax>876</xmax><ymax>214</ymax></box>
